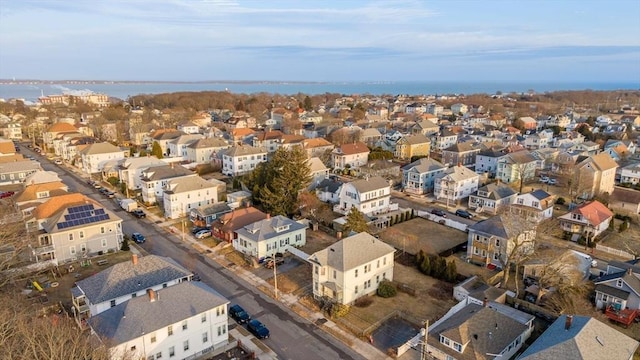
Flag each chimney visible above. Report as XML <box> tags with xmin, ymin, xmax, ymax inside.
<box><xmin>132</xmin><ymin>254</ymin><xmax>138</xmax><ymax>265</ymax></box>
<box><xmin>266</xmin><ymin>213</ymin><xmax>270</xmax><ymax>219</ymax></box>
<box><xmin>148</xmin><ymin>289</ymin><xmax>156</xmax><ymax>302</ymax></box>
<box><xmin>628</xmin><ymin>268</ymin><xmax>633</xmax><ymax>275</ymax></box>
<box><xmin>483</xmin><ymin>297</ymin><xmax>488</xmax><ymax>307</ymax></box>
<box><xmin>565</xmin><ymin>315</ymin><xmax>573</xmax><ymax>330</ymax></box>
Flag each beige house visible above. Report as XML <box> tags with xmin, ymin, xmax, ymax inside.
<box><xmin>309</xmin><ymin>232</ymin><xmax>395</xmax><ymax>305</ymax></box>
<box><xmin>573</xmin><ymin>152</ymin><xmax>618</xmax><ymax>199</ymax></box>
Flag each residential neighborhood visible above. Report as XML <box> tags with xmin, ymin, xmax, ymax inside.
<box><xmin>1</xmin><ymin>89</ymin><xmax>640</xmax><ymax>360</ymax></box>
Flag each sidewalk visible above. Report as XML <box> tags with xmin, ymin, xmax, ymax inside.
<box><xmin>143</xmin><ymin>209</ymin><xmax>391</xmax><ymax>360</ymax></box>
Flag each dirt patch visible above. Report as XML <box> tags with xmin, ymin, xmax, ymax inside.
<box><xmin>219</xmin><ymin>246</ymin><xmax>249</xmax><ymax>267</ymax></box>
<box><xmin>378</xmin><ymin>218</ymin><xmax>467</xmax><ymax>256</ymax></box>
<box><xmin>301</xmin><ymin>229</ymin><xmax>338</xmax><ymax>255</ymax></box>
<box><xmin>265</xmin><ymin>262</ymin><xmax>313</xmax><ymax>294</ymax></box>
<box><xmin>598</xmin><ymin>219</ymin><xmax>640</xmax><ymax>255</ymax></box>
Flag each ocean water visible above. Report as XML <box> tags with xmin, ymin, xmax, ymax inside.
<box><xmin>0</xmin><ymin>81</ymin><xmax>638</xmax><ymax>102</ymax></box>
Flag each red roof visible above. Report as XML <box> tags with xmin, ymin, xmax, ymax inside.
<box><xmin>337</xmin><ymin>142</ymin><xmax>369</xmax><ymax>155</ymax></box>
<box><xmin>574</xmin><ymin>201</ymin><xmax>613</xmax><ymax>226</ymax></box>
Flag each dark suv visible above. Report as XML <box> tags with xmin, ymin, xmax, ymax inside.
<box><xmin>247</xmin><ymin>319</ymin><xmax>270</xmax><ymax>339</ymax></box>
<box><xmin>431</xmin><ymin>209</ymin><xmax>447</xmax><ymax>217</ymax></box>
<box><xmin>455</xmin><ymin>209</ymin><xmax>473</xmax><ymax>219</ymax></box>
<box><xmin>131</xmin><ymin>209</ymin><xmax>146</xmax><ymax>218</ymax></box>
<box><xmin>229</xmin><ymin>304</ymin><xmax>250</xmax><ymax>324</ymax></box>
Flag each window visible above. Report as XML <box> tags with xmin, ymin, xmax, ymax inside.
<box><xmin>474</xmin><ymin>247</ymin><xmax>479</xmax><ymax>255</ymax></box>
<box><xmin>202</xmin><ymin>332</ymin><xmax>208</xmax><ymax>343</ymax></box>
<box><xmin>79</xmin><ymin>231</ymin><xmax>84</xmax><ymax>239</ymax></box>
<box><xmin>355</xmin><ymin>285</ymin><xmax>358</xmax><ymax>294</ymax></box>
<box><xmin>150</xmin><ymin>333</ymin><xmax>156</xmax><ymax>343</ymax></box>
<box><xmin>333</xmin><ymin>270</ymin><xmax>336</xmax><ymax>279</ymax></box>
<box><xmin>202</xmin><ymin>313</ymin><xmax>207</xmax><ymax>322</ymax></box>
<box><xmin>602</xmin><ymin>294</ymin><xmax>609</xmax><ymax>302</ymax></box>
<box><xmin>616</xmin><ymin>279</ymin><xmax>623</xmax><ymax>287</ymax></box>
<box><xmin>70</xmin><ymin>246</ymin><xmax>76</xmax><ymax>255</ymax></box>
<box><xmin>110</xmin><ymin>300</ymin><xmax>116</xmax><ymax>308</ymax></box>
<box><xmin>131</xmin><ymin>346</ymin><xmax>137</xmax><ymax>351</ymax></box>
<box><xmin>376</xmin><ymin>275</ymin><xmax>380</xmax><ymax>283</ymax></box>
<box><xmin>217</xmin><ymin>325</ymin><xmax>227</xmax><ymax>336</ymax></box>
<box><xmin>80</xmin><ymin>244</ymin><xmax>86</xmax><ymax>252</ymax></box>
<box><xmin>440</xmin><ymin>335</ymin><xmax>450</xmax><ymax>346</ymax></box>
<box><xmin>383</xmin><ymin>257</ymin><xmax>386</xmax><ymax>265</ymax></box>
<box><xmin>454</xmin><ymin>343</ymin><xmax>462</xmax><ymax>352</ymax></box>
<box><xmin>100</xmin><ymin>226</ymin><xmax>105</xmax><ymax>234</ymax></box>
<box><xmin>68</xmin><ymin>233</ymin><xmax>74</xmax><ymax>241</ymax></box>
<box><xmin>183</xmin><ymin>341</ymin><xmax>189</xmax><ymax>351</ymax></box>
<box><xmin>169</xmin><ymin>347</ymin><xmax>174</xmax><ymax>357</ymax></box>
<box><xmin>102</xmin><ymin>238</ymin><xmax>107</xmax><ymax>247</ymax></box>
<box><xmin>182</xmin><ymin>320</ymin><xmax>188</xmax><ymax>330</ymax></box>
<box><xmin>355</xmin><ymin>269</ymin><xmax>358</xmax><ymax>278</ymax></box>
<box><xmin>377</xmin><ymin>260</ymin><xmax>380</xmax><ymax>268</ymax></box>
<box><xmin>168</xmin><ymin>325</ymin><xmax>173</xmax><ymax>336</ymax></box>
<box><xmin>315</xmin><ymin>266</ymin><xmax>318</xmax><ymax>275</ymax></box>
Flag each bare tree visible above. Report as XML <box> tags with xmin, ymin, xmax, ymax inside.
<box><xmin>495</xmin><ymin>212</ymin><xmax>538</xmax><ymax>289</ymax></box>
<box><xmin>0</xmin><ymin>208</ymin><xmax>32</xmax><ymax>289</ymax></box>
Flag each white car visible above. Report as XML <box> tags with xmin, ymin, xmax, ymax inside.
<box><xmin>548</xmin><ymin>178</ymin><xmax>557</xmax><ymax>185</ymax></box>
<box><xmin>195</xmin><ymin>230</ymin><xmax>212</xmax><ymax>239</ymax></box>
<box><xmin>539</xmin><ymin>176</ymin><xmax>549</xmax><ymax>183</ymax></box>
<box><xmin>54</xmin><ymin>159</ymin><xmax>63</xmax><ymax>165</ymax></box>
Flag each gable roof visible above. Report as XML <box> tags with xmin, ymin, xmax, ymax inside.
<box><xmin>186</xmin><ymin>137</ymin><xmax>229</xmax><ymax>149</ymax></box>
<box><xmin>47</xmin><ymin>122</ymin><xmax>77</xmax><ymax>132</ymax></box>
<box><xmin>468</xmin><ymin>214</ymin><xmax>533</xmax><ymax>239</ymax></box>
<box><xmin>436</xmin><ymin>164</ymin><xmax>480</xmax><ymax>182</ymax></box>
<box><xmin>530</xmin><ymin>189</ymin><xmax>552</xmax><ymax>200</ymax></box>
<box><xmin>400</xmin><ymin>134</ymin><xmax>430</xmax><ymax>145</ymax></box>
<box><xmin>570</xmin><ymin>201</ymin><xmax>614</xmax><ymax>226</ymax></box>
<box><xmin>141</xmin><ymin>164</ymin><xmax>194</xmax><ymax>181</ymax></box>
<box><xmin>582</xmin><ymin>152</ymin><xmax>618</xmax><ymax>172</ymax></box>
<box><xmin>402</xmin><ymin>157</ymin><xmax>446</xmax><ymax>173</ymax></box>
<box><xmin>79</xmin><ymin>142</ymin><xmax>123</xmax><ymax>155</ymax></box>
<box><xmin>32</xmin><ymin>193</ymin><xmax>93</xmax><ymax>220</ymax></box>
<box><xmin>302</xmin><ymin>137</ymin><xmax>334</xmax><ymax>149</ymax></box>
<box><xmin>335</xmin><ymin>142</ymin><xmax>370</xmax><ymax>155</ymax></box>
<box><xmin>164</xmin><ymin>176</ymin><xmax>217</xmax><ymax>194</ymax></box>
<box><xmin>349</xmin><ymin>176</ymin><xmax>389</xmax><ymax>194</ymax></box>
<box><xmin>518</xmin><ymin>315</ymin><xmax>639</xmax><ymax>360</ymax></box>
<box><xmin>236</xmin><ymin>215</ymin><xmax>306</xmax><ymax>243</ymax></box>
<box><xmin>223</xmin><ymin>144</ymin><xmax>266</xmax><ymax>157</ymax></box>
<box><xmin>88</xmin><ymin>281</ymin><xmax>227</xmax><ymax>345</ymax></box>
<box><xmin>309</xmin><ymin>232</ymin><xmax>395</xmax><ymax>272</ymax></box>
<box><xmin>214</xmin><ymin>206</ymin><xmax>268</xmax><ymax>233</ymax></box>
<box><xmin>476</xmin><ymin>183</ymin><xmax>518</xmax><ymax>200</ymax></box>
<box><xmin>15</xmin><ymin>181</ymin><xmax>68</xmax><ymax>203</ymax></box>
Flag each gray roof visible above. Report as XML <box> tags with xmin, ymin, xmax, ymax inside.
<box><xmin>476</xmin><ymin>183</ymin><xmax>517</xmax><ymax>200</ymax></box>
<box><xmin>0</xmin><ymin>159</ymin><xmax>41</xmax><ymax>173</ymax></box>
<box><xmin>169</xmin><ymin>134</ymin><xmax>203</xmax><ymax>145</ymax></box>
<box><xmin>88</xmin><ymin>281</ymin><xmax>228</xmax><ymax>345</ymax></box>
<box><xmin>164</xmin><ymin>176</ymin><xmax>217</xmax><ymax>194</ymax></box>
<box><xmin>468</xmin><ymin>214</ymin><xmax>531</xmax><ymax>239</ymax></box>
<box><xmin>530</xmin><ymin>189</ymin><xmax>552</xmax><ymax>200</ymax></box>
<box><xmin>430</xmin><ymin>303</ymin><xmax>529</xmax><ymax>360</ymax></box>
<box><xmin>309</xmin><ymin>232</ymin><xmax>395</xmax><ymax>272</ymax></box>
<box><xmin>518</xmin><ymin>315</ymin><xmax>639</xmax><ymax>360</ymax></box>
<box><xmin>75</xmin><ymin>255</ymin><xmax>191</xmax><ymax>304</ymax></box>
<box><xmin>235</xmin><ymin>215</ymin><xmax>306</xmax><ymax>243</ymax></box>
<box><xmin>186</xmin><ymin>137</ymin><xmax>230</xmax><ymax>149</ymax></box>
<box><xmin>141</xmin><ymin>164</ymin><xmax>194</xmax><ymax>181</ymax></box>
<box><xmin>402</xmin><ymin>157</ymin><xmax>446</xmax><ymax>173</ymax></box>
<box><xmin>223</xmin><ymin>144</ymin><xmax>266</xmax><ymax>157</ymax></box>
<box><xmin>152</xmin><ymin>130</ymin><xmax>184</xmax><ymax>140</ymax></box>
<box><xmin>594</xmin><ymin>284</ymin><xmax>630</xmax><ymax>300</ymax></box>
<box><xmin>314</xmin><ymin>178</ymin><xmax>343</xmax><ymax>193</ymax></box>
<box><xmin>349</xmin><ymin>176</ymin><xmax>389</xmax><ymax>194</ymax></box>
<box><xmin>79</xmin><ymin>142</ymin><xmax>124</xmax><ymax>155</ymax></box>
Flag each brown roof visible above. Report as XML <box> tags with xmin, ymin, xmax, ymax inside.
<box><xmin>0</xmin><ymin>154</ymin><xmax>24</xmax><ymax>163</ymax></box>
<box><xmin>213</xmin><ymin>206</ymin><xmax>267</xmax><ymax>233</ymax></box>
<box><xmin>588</xmin><ymin>153</ymin><xmax>618</xmax><ymax>171</ymax></box>
<box><xmin>231</xmin><ymin>128</ymin><xmax>255</xmax><ymax>138</ymax></box>
<box><xmin>281</xmin><ymin>134</ymin><xmax>305</xmax><ymax>144</ymax></box>
<box><xmin>336</xmin><ymin>142</ymin><xmax>369</xmax><ymax>155</ymax></box>
<box><xmin>0</xmin><ymin>141</ymin><xmax>15</xmax><ymax>155</ymax></box>
<box><xmin>254</xmin><ymin>130</ymin><xmax>284</xmax><ymax>141</ymax></box>
<box><xmin>32</xmin><ymin>193</ymin><xmax>95</xmax><ymax>220</ymax></box>
<box><xmin>302</xmin><ymin>138</ymin><xmax>333</xmax><ymax>148</ymax></box>
<box><xmin>610</xmin><ymin>187</ymin><xmax>640</xmax><ymax>205</ymax></box>
<box><xmin>573</xmin><ymin>201</ymin><xmax>614</xmax><ymax>226</ymax></box>
<box><xmin>15</xmin><ymin>182</ymin><xmax>68</xmax><ymax>203</ymax></box>
<box><xmin>47</xmin><ymin>122</ymin><xmax>77</xmax><ymax>133</ymax></box>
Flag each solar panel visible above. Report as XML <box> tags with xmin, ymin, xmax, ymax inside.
<box><xmin>59</xmin><ymin>204</ymin><xmax>110</xmax><ymax>229</ymax></box>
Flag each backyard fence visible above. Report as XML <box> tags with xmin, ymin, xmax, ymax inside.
<box><xmin>417</xmin><ymin>211</ymin><xmax>468</xmax><ymax>232</ymax></box>
<box><xmin>595</xmin><ymin>244</ymin><xmax>635</xmax><ymax>260</ymax></box>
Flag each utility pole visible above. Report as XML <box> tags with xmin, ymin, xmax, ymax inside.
<box><xmin>272</xmin><ymin>255</ymin><xmax>279</xmax><ymax>299</ymax></box>
<box><xmin>182</xmin><ymin>220</ymin><xmax>185</xmax><ymax>242</ymax></box>
<box><xmin>421</xmin><ymin>320</ymin><xmax>429</xmax><ymax>360</ymax></box>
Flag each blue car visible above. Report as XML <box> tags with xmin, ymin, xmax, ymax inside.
<box><xmin>229</xmin><ymin>304</ymin><xmax>250</xmax><ymax>324</ymax></box>
<box><xmin>247</xmin><ymin>319</ymin><xmax>270</xmax><ymax>339</ymax></box>
<box><xmin>131</xmin><ymin>233</ymin><xmax>146</xmax><ymax>244</ymax></box>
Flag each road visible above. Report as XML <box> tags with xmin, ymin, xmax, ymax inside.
<box><xmin>23</xmin><ymin>145</ymin><xmax>365</xmax><ymax>360</ymax></box>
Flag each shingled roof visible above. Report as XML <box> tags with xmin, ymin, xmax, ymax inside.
<box><xmin>309</xmin><ymin>232</ymin><xmax>395</xmax><ymax>272</ymax></box>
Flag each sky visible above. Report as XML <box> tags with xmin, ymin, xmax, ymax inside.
<box><xmin>0</xmin><ymin>0</ymin><xmax>639</xmax><ymax>83</ymax></box>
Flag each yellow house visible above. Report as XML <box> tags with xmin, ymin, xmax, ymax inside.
<box><xmin>394</xmin><ymin>134</ymin><xmax>431</xmax><ymax>160</ymax></box>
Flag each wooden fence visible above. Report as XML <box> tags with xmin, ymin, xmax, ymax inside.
<box><xmin>595</xmin><ymin>244</ymin><xmax>635</xmax><ymax>260</ymax></box>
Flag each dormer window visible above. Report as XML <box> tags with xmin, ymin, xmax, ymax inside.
<box><xmin>616</xmin><ymin>279</ymin><xmax>623</xmax><ymax>287</ymax></box>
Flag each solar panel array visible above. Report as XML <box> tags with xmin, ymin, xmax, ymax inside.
<box><xmin>56</xmin><ymin>204</ymin><xmax>110</xmax><ymax>230</ymax></box>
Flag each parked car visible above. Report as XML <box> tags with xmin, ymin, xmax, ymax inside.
<box><xmin>195</xmin><ymin>230</ymin><xmax>212</xmax><ymax>239</ymax></box>
<box><xmin>131</xmin><ymin>209</ymin><xmax>146</xmax><ymax>218</ymax></box>
<box><xmin>431</xmin><ymin>209</ymin><xmax>447</xmax><ymax>218</ymax></box>
<box><xmin>191</xmin><ymin>226</ymin><xmax>209</xmax><ymax>235</ymax></box>
<box><xmin>54</xmin><ymin>159</ymin><xmax>63</xmax><ymax>165</ymax></box>
<box><xmin>106</xmin><ymin>191</ymin><xmax>115</xmax><ymax>198</ymax></box>
<box><xmin>131</xmin><ymin>233</ymin><xmax>146</xmax><ymax>244</ymax></box>
<box><xmin>0</xmin><ymin>191</ymin><xmax>15</xmax><ymax>199</ymax></box>
<box><xmin>229</xmin><ymin>304</ymin><xmax>251</xmax><ymax>324</ymax></box>
<box><xmin>264</xmin><ymin>253</ymin><xmax>285</xmax><ymax>269</ymax></box>
<box><xmin>99</xmin><ymin>188</ymin><xmax>110</xmax><ymax>196</ymax></box>
<box><xmin>455</xmin><ymin>209</ymin><xmax>473</xmax><ymax>219</ymax></box>
<box><xmin>539</xmin><ymin>176</ymin><xmax>549</xmax><ymax>183</ymax></box>
<box><xmin>547</xmin><ymin>178</ymin><xmax>557</xmax><ymax>185</ymax></box>
<box><xmin>247</xmin><ymin>319</ymin><xmax>270</xmax><ymax>339</ymax></box>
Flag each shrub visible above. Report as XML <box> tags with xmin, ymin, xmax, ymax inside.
<box><xmin>555</xmin><ymin>197</ymin><xmax>566</xmax><ymax>205</ymax></box>
<box><xmin>354</xmin><ymin>296</ymin><xmax>373</xmax><ymax>308</ymax></box>
<box><xmin>419</xmin><ymin>256</ymin><xmax>432</xmax><ymax>276</ymax></box>
<box><xmin>330</xmin><ymin>303</ymin><xmax>350</xmax><ymax>318</ymax></box>
<box><xmin>377</xmin><ymin>281</ymin><xmax>397</xmax><ymax>298</ymax></box>
<box><xmin>619</xmin><ymin>221</ymin><xmax>629</xmax><ymax>232</ymax></box>
<box><xmin>107</xmin><ymin>176</ymin><xmax>119</xmax><ymax>187</ymax></box>
<box><xmin>445</xmin><ymin>260</ymin><xmax>458</xmax><ymax>283</ymax></box>
<box><xmin>120</xmin><ymin>237</ymin><xmax>130</xmax><ymax>251</ymax></box>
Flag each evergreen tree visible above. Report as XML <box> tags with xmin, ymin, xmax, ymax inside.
<box><xmin>344</xmin><ymin>207</ymin><xmax>369</xmax><ymax>234</ymax></box>
<box><xmin>433</xmin><ymin>256</ymin><xmax>447</xmax><ymax>279</ymax></box>
<box><xmin>445</xmin><ymin>260</ymin><xmax>457</xmax><ymax>282</ymax></box>
<box><xmin>420</xmin><ymin>256</ymin><xmax>432</xmax><ymax>276</ymax></box>
<box><xmin>303</xmin><ymin>96</ymin><xmax>313</xmax><ymax>111</ymax></box>
<box><xmin>151</xmin><ymin>141</ymin><xmax>163</xmax><ymax>159</ymax></box>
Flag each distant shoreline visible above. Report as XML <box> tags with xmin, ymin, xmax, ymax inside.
<box><xmin>0</xmin><ymin>80</ymin><xmax>328</xmax><ymax>85</ymax></box>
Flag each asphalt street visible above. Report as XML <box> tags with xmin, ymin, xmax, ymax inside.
<box><xmin>23</xmin><ymin>145</ymin><xmax>365</xmax><ymax>360</ymax></box>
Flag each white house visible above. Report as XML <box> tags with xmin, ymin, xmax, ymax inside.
<box><xmin>88</xmin><ymin>281</ymin><xmax>229</xmax><ymax>360</ymax></box>
<box><xmin>221</xmin><ymin>145</ymin><xmax>267</xmax><ymax>176</ymax></box>
<box><xmin>620</xmin><ymin>163</ymin><xmax>640</xmax><ymax>184</ymax></box>
<box><xmin>167</xmin><ymin>134</ymin><xmax>203</xmax><ymax>159</ymax></box>
<box><xmin>468</xmin><ymin>183</ymin><xmax>518</xmax><ymax>215</ymax></box>
<box><xmin>72</xmin><ymin>254</ymin><xmax>192</xmax><ymax>319</ymax></box>
<box><xmin>233</xmin><ymin>215</ymin><xmax>307</xmax><ymax>261</ymax></box>
<box><xmin>314</xmin><ymin>178</ymin><xmax>343</xmax><ymax>204</ymax></box>
<box><xmin>79</xmin><ymin>142</ymin><xmax>128</xmax><ymax>175</ymax></box>
<box><xmin>309</xmin><ymin>232</ymin><xmax>395</xmax><ymax>305</ymax></box>
<box><xmin>434</xmin><ymin>165</ymin><xmax>480</xmax><ymax>204</ymax></box>
<box><xmin>117</xmin><ymin>156</ymin><xmax>167</xmax><ymax>191</ymax></box>
<box><xmin>162</xmin><ymin>176</ymin><xmax>219</xmax><ymax>219</ymax></box>
<box><xmin>331</xmin><ymin>142</ymin><xmax>370</xmax><ymax>170</ymax></box>
<box><xmin>177</xmin><ymin>121</ymin><xmax>200</xmax><ymax>134</ymax></box>
<box><xmin>185</xmin><ymin>138</ymin><xmax>231</xmax><ymax>165</ymax></box>
<box><xmin>334</xmin><ymin>176</ymin><xmax>395</xmax><ymax>216</ymax></box>
<box><xmin>474</xmin><ymin>146</ymin><xmax>508</xmax><ymax>177</ymax></box>
<box><xmin>140</xmin><ymin>164</ymin><xmax>196</xmax><ymax>205</ymax></box>
<box><xmin>511</xmin><ymin>189</ymin><xmax>555</xmax><ymax>223</ymax></box>
<box><xmin>401</xmin><ymin>157</ymin><xmax>447</xmax><ymax>195</ymax></box>
<box><xmin>26</xmin><ymin>193</ymin><xmax>123</xmax><ymax>266</ymax></box>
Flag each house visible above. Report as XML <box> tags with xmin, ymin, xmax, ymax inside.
<box><xmin>166</xmin><ymin>134</ymin><xmax>203</xmax><ymax>158</ymax></box>
<box><xmin>0</xmin><ymin>122</ymin><xmax>22</xmax><ymax>140</ymax></box>
<box><xmin>43</xmin><ymin>122</ymin><xmax>78</xmax><ymax>150</ymax></box>
<box><xmin>360</xmin><ymin>128</ymin><xmax>383</xmax><ymax>146</ymax></box>
<box><xmin>573</xmin><ymin>152</ymin><xmax>618</xmax><ymax>199</ymax></box>
<box><xmin>496</xmin><ymin>151</ymin><xmax>537</xmax><ymax>184</ymax></box>
<box><xmin>333</xmin><ymin>176</ymin><xmax>394</xmax><ymax>216</ymax></box>
<box><xmin>475</xmin><ymin>146</ymin><xmax>508</xmax><ymax>177</ymax></box>
<box><xmin>117</xmin><ymin>156</ymin><xmax>167</xmax><ymax>191</ymax></box>
<box><xmin>451</xmin><ymin>103</ymin><xmax>468</xmax><ymax>115</ymax></box>
<box><xmin>435</xmin><ymin>129</ymin><xmax>459</xmax><ymax>151</ymax></box>
<box><xmin>521</xmin><ymin>249</ymin><xmax>593</xmax><ymax>286</ymax></box>
<box><xmin>453</xmin><ymin>276</ymin><xmax>508</xmax><ymax>304</ymax></box>
<box><xmin>511</xmin><ymin>189</ymin><xmax>555</xmax><ymax>223</ymax></box>
<box><xmin>233</xmin><ymin>214</ymin><xmax>306</xmax><ymax>261</ymax></box>
<box><xmin>394</xmin><ymin>134</ymin><xmax>431</xmax><ymax>160</ymax></box>
<box><xmin>14</xmin><ymin>177</ymin><xmax>69</xmax><ymax>213</ymax></box>
<box><xmin>609</xmin><ymin>187</ymin><xmax>640</xmax><ymax>215</ymax></box>
<box><xmin>467</xmin><ymin>214</ymin><xmax>536</xmax><ymax>268</ymax></box>
<box><xmin>150</xmin><ymin>130</ymin><xmax>184</xmax><ymax>156</ymax></box>
<box><xmin>162</xmin><ymin>177</ymin><xmax>219</xmax><ymax>220</ymax></box>
<box><xmin>185</xmin><ymin>137</ymin><xmax>231</xmax><ymax>165</ymax></box>
<box><xmin>426</xmin><ymin>301</ymin><xmax>533</xmax><ymax>360</ymax></box>
<box><xmin>72</xmin><ymin>254</ymin><xmax>192</xmax><ymax>319</ymax></box>
<box><xmin>332</xmin><ymin>142</ymin><xmax>370</xmax><ymax>170</ymax></box>
<box><xmin>468</xmin><ymin>184</ymin><xmax>518</xmax><ymax>215</ymax></box>
<box><xmin>314</xmin><ymin>177</ymin><xmax>343</xmax><ymax>203</ymax></box>
<box><xmin>401</xmin><ymin>158</ymin><xmax>447</xmax><ymax>195</ymax></box>
<box><xmin>140</xmin><ymin>164</ymin><xmax>196</xmax><ymax>205</ymax></box>
<box><xmin>518</xmin><ymin>315</ymin><xmax>639</xmax><ymax>360</ymax></box>
<box><xmin>177</xmin><ymin>121</ymin><xmax>200</xmax><ymax>134</ymax></box>
<box><xmin>434</xmin><ymin>165</ymin><xmax>480</xmax><ymax>205</ymax></box>
<box><xmin>569</xmin><ymin>141</ymin><xmax>601</xmax><ymax>156</ymax></box>
<box><xmin>221</xmin><ymin>145</ymin><xmax>267</xmax><ymax>177</ymax></box>
<box><xmin>309</xmin><ymin>232</ymin><xmax>395</xmax><ymax>305</ymax></box>
<box><xmin>301</xmin><ymin>138</ymin><xmax>335</xmax><ymax>159</ymax></box>
<box><xmin>558</xmin><ymin>201</ymin><xmax>613</xmax><ymax>240</ymax></box>
<box><xmin>26</xmin><ymin>193</ymin><xmax>123</xmax><ymax>265</ymax></box>
<box><xmin>79</xmin><ymin>142</ymin><xmax>128</xmax><ymax>175</ymax></box>
<box><xmin>411</xmin><ymin>119</ymin><xmax>440</xmax><ymax>137</ymax></box>
<box><xmin>360</xmin><ymin>159</ymin><xmax>401</xmax><ymax>179</ymax></box>
<box><xmin>594</xmin><ymin>267</ymin><xmax>640</xmax><ymax>311</ymax></box>
<box><xmin>88</xmin><ymin>281</ymin><xmax>229</xmax><ymax>360</ymax></box>
<box><xmin>211</xmin><ymin>206</ymin><xmax>268</xmax><ymax>243</ymax></box>
<box><xmin>189</xmin><ymin>202</ymin><xmax>232</xmax><ymax>228</ymax></box>
<box><xmin>620</xmin><ymin>163</ymin><xmax>640</xmax><ymax>184</ymax></box>
<box><xmin>0</xmin><ymin>159</ymin><xmax>41</xmax><ymax>185</ymax></box>
<box><xmin>518</xmin><ymin>116</ymin><xmax>538</xmax><ymax>130</ymax></box>
<box><xmin>442</xmin><ymin>141</ymin><xmax>481</xmax><ymax>168</ymax></box>
<box><xmin>252</xmin><ymin>130</ymin><xmax>284</xmax><ymax>153</ymax></box>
